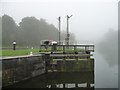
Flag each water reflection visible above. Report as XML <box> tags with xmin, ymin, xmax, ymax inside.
<box><xmin>96</xmin><ymin>29</ymin><xmax>118</xmax><ymax>67</ymax></box>
<box><xmin>94</xmin><ymin>29</ymin><xmax>118</xmax><ymax>88</ymax></box>
<box><xmin>4</xmin><ymin>72</ymin><xmax>94</xmax><ymax>88</ymax></box>
<box><xmin>95</xmin><ymin>51</ymin><xmax>118</xmax><ymax>88</ymax></box>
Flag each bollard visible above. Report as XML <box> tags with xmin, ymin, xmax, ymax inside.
<box><xmin>13</xmin><ymin>41</ymin><xmax>16</xmax><ymax>50</ymax></box>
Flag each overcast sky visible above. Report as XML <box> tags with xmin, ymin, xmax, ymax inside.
<box><xmin>0</xmin><ymin>0</ymin><xmax>119</xmax><ymax>42</ymax></box>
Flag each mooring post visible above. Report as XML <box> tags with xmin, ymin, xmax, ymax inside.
<box><xmin>13</xmin><ymin>41</ymin><xmax>16</xmax><ymax>50</ymax></box>
<box><xmin>39</xmin><ymin>45</ymin><xmax>42</xmax><ymax>52</ymax></box>
<box><xmin>75</xmin><ymin>83</ymin><xmax>78</xmax><ymax>88</ymax></box>
<box><xmin>63</xmin><ymin>84</ymin><xmax>65</xmax><ymax>88</ymax></box>
<box><xmin>74</xmin><ymin>45</ymin><xmax>78</xmax><ymax>54</ymax></box>
<box><xmin>87</xmin><ymin>83</ymin><xmax>90</xmax><ymax>87</ymax></box>
<box><xmin>63</xmin><ymin>45</ymin><xmax>65</xmax><ymax>54</ymax></box>
<box><xmin>74</xmin><ymin>45</ymin><xmax>76</xmax><ymax>53</ymax></box>
<box><xmin>85</xmin><ymin>45</ymin><xmax>86</xmax><ymax>52</ymax></box>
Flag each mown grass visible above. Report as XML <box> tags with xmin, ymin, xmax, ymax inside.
<box><xmin>0</xmin><ymin>51</ymin><xmax>1</xmax><ymax>57</ymax></box>
<box><xmin>1</xmin><ymin>49</ymin><xmax>39</xmax><ymax>56</ymax></box>
<box><xmin>1</xmin><ymin>47</ymin><xmax>85</xmax><ymax>56</ymax></box>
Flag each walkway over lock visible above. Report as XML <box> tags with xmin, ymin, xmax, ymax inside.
<box><xmin>40</xmin><ymin>44</ymin><xmax>95</xmax><ymax>73</ymax></box>
<box><xmin>39</xmin><ymin>44</ymin><xmax>95</xmax><ymax>54</ymax></box>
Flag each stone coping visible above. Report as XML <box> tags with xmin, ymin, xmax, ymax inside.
<box><xmin>0</xmin><ymin>54</ymin><xmax>42</xmax><ymax>60</ymax></box>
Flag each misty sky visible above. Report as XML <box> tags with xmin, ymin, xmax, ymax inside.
<box><xmin>0</xmin><ymin>0</ymin><xmax>119</xmax><ymax>42</ymax></box>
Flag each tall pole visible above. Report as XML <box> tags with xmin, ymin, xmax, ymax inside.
<box><xmin>58</xmin><ymin>16</ymin><xmax>61</xmax><ymax>45</ymax></box>
<box><xmin>67</xmin><ymin>15</ymin><xmax>69</xmax><ymax>46</ymax></box>
<box><xmin>66</xmin><ymin>15</ymin><xmax>72</xmax><ymax>46</ymax></box>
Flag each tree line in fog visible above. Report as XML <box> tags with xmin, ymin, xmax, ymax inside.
<box><xmin>1</xmin><ymin>15</ymin><xmax>75</xmax><ymax>47</ymax></box>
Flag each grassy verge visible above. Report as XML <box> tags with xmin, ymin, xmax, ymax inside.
<box><xmin>1</xmin><ymin>49</ymin><xmax>39</xmax><ymax>56</ymax></box>
<box><xmin>1</xmin><ymin>47</ymin><xmax>85</xmax><ymax>56</ymax></box>
<box><xmin>0</xmin><ymin>51</ymin><xmax>1</xmax><ymax>57</ymax></box>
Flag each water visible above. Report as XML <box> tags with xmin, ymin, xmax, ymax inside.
<box><xmin>95</xmin><ymin>51</ymin><xmax>118</xmax><ymax>88</ymax></box>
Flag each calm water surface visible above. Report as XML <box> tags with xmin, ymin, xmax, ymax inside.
<box><xmin>95</xmin><ymin>51</ymin><xmax>118</xmax><ymax>88</ymax></box>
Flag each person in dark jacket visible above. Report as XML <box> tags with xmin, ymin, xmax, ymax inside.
<box><xmin>44</xmin><ymin>40</ymin><xmax>50</xmax><ymax>49</ymax></box>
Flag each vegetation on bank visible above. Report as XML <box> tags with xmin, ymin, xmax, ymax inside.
<box><xmin>2</xmin><ymin>49</ymin><xmax>39</xmax><ymax>56</ymax></box>
<box><xmin>1</xmin><ymin>15</ymin><xmax>76</xmax><ymax>47</ymax></box>
<box><xmin>1</xmin><ymin>47</ymin><xmax>85</xmax><ymax>56</ymax></box>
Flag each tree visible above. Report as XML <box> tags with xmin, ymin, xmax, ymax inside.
<box><xmin>2</xmin><ymin>15</ymin><xmax>18</xmax><ymax>47</ymax></box>
<box><xmin>19</xmin><ymin>17</ymin><xmax>41</xmax><ymax>46</ymax></box>
<box><xmin>2</xmin><ymin>14</ymin><xmax>76</xmax><ymax>47</ymax></box>
<box><xmin>19</xmin><ymin>17</ymin><xmax>59</xmax><ymax>47</ymax></box>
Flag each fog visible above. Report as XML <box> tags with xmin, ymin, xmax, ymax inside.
<box><xmin>1</xmin><ymin>0</ymin><xmax>118</xmax><ymax>64</ymax></box>
<box><xmin>96</xmin><ymin>29</ymin><xmax>118</xmax><ymax>67</ymax></box>
<box><xmin>0</xmin><ymin>0</ymin><xmax>119</xmax><ymax>88</ymax></box>
<box><xmin>1</xmin><ymin>1</ymin><xmax>118</xmax><ymax>42</ymax></box>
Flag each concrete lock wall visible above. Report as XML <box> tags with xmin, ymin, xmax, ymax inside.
<box><xmin>2</xmin><ymin>55</ymin><xmax>45</xmax><ymax>87</ymax></box>
<box><xmin>2</xmin><ymin>54</ymin><xmax>94</xmax><ymax>87</ymax></box>
<box><xmin>56</xmin><ymin>60</ymin><xmax>94</xmax><ymax>72</ymax></box>
<box><xmin>47</xmin><ymin>59</ymin><xmax>94</xmax><ymax>72</ymax></box>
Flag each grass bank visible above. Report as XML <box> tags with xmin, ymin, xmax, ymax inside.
<box><xmin>1</xmin><ymin>47</ymin><xmax>84</xmax><ymax>56</ymax></box>
<box><xmin>1</xmin><ymin>49</ymin><xmax>39</xmax><ymax>56</ymax></box>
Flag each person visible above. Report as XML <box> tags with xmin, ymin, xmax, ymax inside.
<box><xmin>44</xmin><ymin>40</ymin><xmax>50</xmax><ymax>50</ymax></box>
<box><xmin>44</xmin><ymin>40</ymin><xmax>50</xmax><ymax>45</ymax></box>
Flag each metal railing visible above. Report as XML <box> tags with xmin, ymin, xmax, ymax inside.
<box><xmin>39</xmin><ymin>44</ymin><xmax>94</xmax><ymax>54</ymax></box>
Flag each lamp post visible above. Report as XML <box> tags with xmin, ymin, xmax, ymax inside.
<box><xmin>58</xmin><ymin>16</ymin><xmax>61</xmax><ymax>45</ymax></box>
<box><xmin>66</xmin><ymin>15</ymin><xmax>73</xmax><ymax>46</ymax></box>
<box><xmin>13</xmin><ymin>41</ymin><xmax>16</xmax><ymax>50</ymax></box>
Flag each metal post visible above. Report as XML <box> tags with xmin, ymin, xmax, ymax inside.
<box><xmin>66</xmin><ymin>15</ymin><xmax>72</xmax><ymax>46</ymax></box>
<box><xmin>66</xmin><ymin>15</ymin><xmax>69</xmax><ymax>46</ymax></box>
<box><xmin>58</xmin><ymin>16</ymin><xmax>61</xmax><ymax>45</ymax></box>
<box><xmin>13</xmin><ymin>44</ymin><xmax>16</xmax><ymax>50</ymax></box>
<box><xmin>63</xmin><ymin>45</ymin><xmax>65</xmax><ymax>54</ymax></box>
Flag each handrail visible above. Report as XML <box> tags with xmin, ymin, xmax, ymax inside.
<box><xmin>39</xmin><ymin>44</ymin><xmax>94</xmax><ymax>53</ymax></box>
